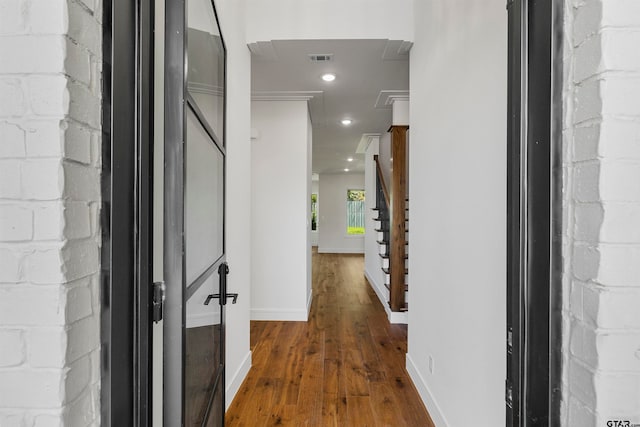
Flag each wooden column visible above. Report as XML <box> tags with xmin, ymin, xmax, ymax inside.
<box><xmin>389</xmin><ymin>125</ymin><xmax>408</xmax><ymax>312</ymax></box>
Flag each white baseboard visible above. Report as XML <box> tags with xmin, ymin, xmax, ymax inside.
<box><xmin>317</xmin><ymin>247</ymin><xmax>365</xmax><ymax>254</ymax></box>
<box><xmin>406</xmin><ymin>353</ymin><xmax>450</xmax><ymax>427</ymax></box>
<box><xmin>250</xmin><ymin>308</ymin><xmax>309</xmax><ymax>321</ymax></box>
<box><xmin>225</xmin><ymin>350</ymin><xmax>252</xmax><ymax>410</ymax></box>
<box><xmin>388</xmin><ymin>310</ymin><xmax>409</xmax><ymax>324</ymax></box>
<box><xmin>364</xmin><ymin>268</ymin><xmax>408</xmax><ymax>325</ymax></box>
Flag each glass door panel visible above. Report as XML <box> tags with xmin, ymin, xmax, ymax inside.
<box><xmin>164</xmin><ymin>0</ymin><xmax>227</xmax><ymax>425</ymax></box>
<box><xmin>184</xmin><ymin>105</ymin><xmax>224</xmax><ymax>426</ymax></box>
<box><xmin>185</xmin><ymin>107</ymin><xmax>224</xmax><ymax>285</ymax></box>
<box><xmin>187</xmin><ymin>0</ymin><xmax>225</xmax><ymax>144</ymax></box>
<box><xmin>185</xmin><ymin>275</ymin><xmax>222</xmax><ymax>426</ymax></box>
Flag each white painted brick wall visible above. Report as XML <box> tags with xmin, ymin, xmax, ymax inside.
<box><xmin>0</xmin><ymin>0</ymin><xmax>102</xmax><ymax>425</ymax></box>
<box><xmin>563</xmin><ymin>0</ymin><xmax>640</xmax><ymax>425</ymax></box>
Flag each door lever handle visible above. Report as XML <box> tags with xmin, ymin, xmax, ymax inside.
<box><xmin>204</xmin><ymin>294</ymin><xmax>220</xmax><ymax>305</ymax></box>
<box><xmin>205</xmin><ymin>263</ymin><xmax>239</xmax><ymax>306</ymax></box>
<box><xmin>204</xmin><ymin>293</ymin><xmax>238</xmax><ymax>305</ymax></box>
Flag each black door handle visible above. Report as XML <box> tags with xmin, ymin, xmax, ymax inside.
<box><xmin>204</xmin><ymin>293</ymin><xmax>220</xmax><ymax>305</ymax></box>
<box><xmin>205</xmin><ymin>263</ymin><xmax>238</xmax><ymax>305</ymax></box>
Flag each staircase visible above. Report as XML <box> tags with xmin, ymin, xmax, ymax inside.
<box><xmin>373</xmin><ymin>154</ymin><xmax>408</xmax><ymax>312</ymax></box>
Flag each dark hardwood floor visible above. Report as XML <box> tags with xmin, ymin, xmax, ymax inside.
<box><xmin>225</xmin><ymin>250</ymin><xmax>434</xmax><ymax>427</ymax></box>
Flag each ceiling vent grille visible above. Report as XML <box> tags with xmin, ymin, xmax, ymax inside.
<box><xmin>308</xmin><ymin>54</ymin><xmax>333</xmax><ymax>62</ymax></box>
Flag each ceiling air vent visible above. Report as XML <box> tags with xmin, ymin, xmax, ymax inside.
<box><xmin>308</xmin><ymin>54</ymin><xmax>333</xmax><ymax>62</ymax></box>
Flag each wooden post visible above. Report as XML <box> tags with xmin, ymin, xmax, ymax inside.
<box><xmin>389</xmin><ymin>125</ymin><xmax>408</xmax><ymax>312</ymax></box>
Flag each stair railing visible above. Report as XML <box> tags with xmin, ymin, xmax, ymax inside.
<box><xmin>374</xmin><ymin>154</ymin><xmax>406</xmax><ymax>311</ymax></box>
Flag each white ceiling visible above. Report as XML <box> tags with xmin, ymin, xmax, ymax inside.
<box><xmin>250</xmin><ymin>39</ymin><xmax>410</xmax><ymax>175</ymax></box>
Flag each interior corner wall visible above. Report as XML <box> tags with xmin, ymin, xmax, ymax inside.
<box><xmin>317</xmin><ymin>173</ymin><xmax>365</xmax><ymax>254</ymax></box>
<box><xmin>306</xmin><ymin>111</ymin><xmax>313</xmax><ymax>314</ymax></box>
<box><xmin>244</xmin><ymin>0</ymin><xmax>413</xmax><ymax>43</ymax></box>
<box><xmin>250</xmin><ymin>100</ymin><xmax>311</xmax><ymax>321</ymax></box>
<box><xmin>215</xmin><ymin>0</ymin><xmax>253</xmax><ymax>408</ymax></box>
<box><xmin>406</xmin><ymin>1</ymin><xmax>507</xmax><ymax>426</ymax></box>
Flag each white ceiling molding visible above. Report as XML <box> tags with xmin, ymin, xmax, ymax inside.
<box><xmin>188</xmin><ymin>82</ymin><xmax>223</xmax><ymax>96</ymax></box>
<box><xmin>248</xmin><ymin>41</ymin><xmax>278</xmax><ymax>60</ymax></box>
<box><xmin>356</xmin><ymin>133</ymin><xmax>381</xmax><ymax>154</ymax></box>
<box><xmin>251</xmin><ymin>90</ymin><xmax>323</xmax><ymax>102</ymax></box>
<box><xmin>381</xmin><ymin>40</ymin><xmax>413</xmax><ymax>61</ymax></box>
<box><xmin>375</xmin><ymin>90</ymin><xmax>410</xmax><ymax>109</ymax></box>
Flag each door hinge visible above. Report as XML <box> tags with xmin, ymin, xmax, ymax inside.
<box><xmin>505</xmin><ymin>380</ymin><xmax>514</xmax><ymax>408</ymax></box>
<box><xmin>152</xmin><ymin>281</ymin><xmax>165</xmax><ymax>323</ymax></box>
<box><xmin>507</xmin><ymin>327</ymin><xmax>513</xmax><ymax>353</ymax></box>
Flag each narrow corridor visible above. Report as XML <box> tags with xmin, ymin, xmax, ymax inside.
<box><xmin>226</xmin><ymin>251</ymin><xmax>434</xmax><ymax>426</ymax></box>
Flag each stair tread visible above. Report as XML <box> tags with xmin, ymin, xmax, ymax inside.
<box><xmin>382</xmin><ymin>268</ymin><xmax>409</xmax><ymax>275</ymax></box>
<box><xmin>379</xmin><ymin>253</ymin><xmax>408</xmax><ymax>260</ymax></box>
<box><xmin>388</xmin><ymin>302</ymin><xmax>409</xmax><ymax>312</ymax></box>
<box><xmin>382</xmin><ymin>283</ymin><xmax>408</xmax><ymax>292</ymax></box>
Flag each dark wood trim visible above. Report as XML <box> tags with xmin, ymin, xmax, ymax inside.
<box><xmin>389</xmin><ymin>125</ymin><xmax>408</xmax><ymax>312</ymax></box>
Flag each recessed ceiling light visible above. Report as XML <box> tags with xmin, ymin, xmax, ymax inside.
<box><xmin>341</xmin><ymin>119</ymin><xmax>352</xmax><ymax>126</ymax></box>
<box><xmin>344</xmin><ymin>168</ymin><xmax>349</xmax><ymax>172</ymax></box>
<box><xmin>321</xmin><ymin>73</ymin><xmax>336</xmax><ymax>82</ymax></box>
<box><xmin>347</xmin><ymin>157</ymin><xmax>353</xmax><ymax>162</ymax></box>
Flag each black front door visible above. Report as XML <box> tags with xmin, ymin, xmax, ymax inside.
<box><xmin>163</xmin><ymin>0</ymin><xmax>229</xmax><ymax>425</ymax></box>
<box><xmin>506</xmin><ymin>0</ymin><xmax>562</xmax><ymax>425</ymax></box>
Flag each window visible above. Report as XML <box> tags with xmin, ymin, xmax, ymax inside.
<box><xmin>346</xmin><ymin>189</ymin><xmax>365</xmax><ymax>235</ymax></box>
<box><xmin>311</xmin><ymin>193</ymin><xmax>318</xmax><ymax>231</ymax></box>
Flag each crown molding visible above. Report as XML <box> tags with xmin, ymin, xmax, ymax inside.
<box><xmin>382</xmin><ymin>40</ymin><xmax>413</xmax><ymax>61</ymax></box>
<box><xmin>356</xmin><ymin>133</ymin><xmax>381</xmax><ymax>153</ymax></box>
<box><xmin>248</xmin><ymin>41</ymin><xmax>278</xmax><ymax>60</ymax></box>
<box><xmin>375</xmin><ymin>90</ymin><xmax>410</xmax><ymax>109</ymax></box>
<box><xmin>188</xmin><ymin>82</ymin><xmax>223</xmax><ymax>96</ymax></box>
<box><xmin>251</xmin><ymin>90</ymin><xmax>323</xmax><ymax>102</ymax></box>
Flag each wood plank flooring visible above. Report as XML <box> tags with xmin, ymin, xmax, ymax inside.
<box><xmin>226</xmin><ymin>250</ymin><xmax>434</xmax><ymax>427</ymax></box>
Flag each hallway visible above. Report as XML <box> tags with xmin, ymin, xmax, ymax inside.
<box><xmin>226</xmin><ymin>251</ymin><xmax>434</xmax><ymax>426</ymax></box>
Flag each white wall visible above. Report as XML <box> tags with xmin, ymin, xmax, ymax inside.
<box><xmin>251</xmin><ymin>100</ymin><xmax>312</xmax><ymax>321</ymax></box>
<box><xmin>562</xmin><ymin>1</ymin><xmax>640</xmax><ymax>425</ymax></box>
<box><xmin>317</xmin><ymin>173</ymin><xmax>365</xmax><ymax>254</ymax></box>
<box><xmin>0</xmin><ymin>0</ymin><xmax>102</xmax><ymax>424</ymax></box>
<box><xmin>406</xmin><ymin>1</ymin><xmax>507</xmax><ymax>426</ymax></box>
<box><xmin>245</xmin><ymin>0</ymin><xmax>413</xmax><ymax>43</ymax></box>
<box><xmin>311</xmin><ymin>179</ymin><xmax>319</xmax><ymax>246</ymax></box>
<box><xmin>215</xmin><ymin>0</ymin><xmax>253</xmax><ymax>408</ymax></box>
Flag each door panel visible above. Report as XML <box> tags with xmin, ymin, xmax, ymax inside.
<box><xmin>185</xmin><ymin>273</ymin><xmax>222</xmax><ymax>425</ymax></box>
<box><xmin>187</xmin><ymin>0</ymin><xmax>225</xmax><ymax>143</ymax></box>
<box><xmin>162</xmin><ymin>0</ymin><xmax>228</xmax><ymax>425</ymax></box>
<box><xmin>185</xmin><ymin>106</ymin><xmax>225</xmax><ymax>285</ymax></box>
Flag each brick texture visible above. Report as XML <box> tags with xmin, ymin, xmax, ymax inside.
<box><xmin>563</xmin><ymin>0</ymin><xmax>640</xmax><ymax>425</ymax></box>
<box><xmin>0</xmin><ymin>0</ymin><xmax>102</xmax><ymax>424</ymax></box>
